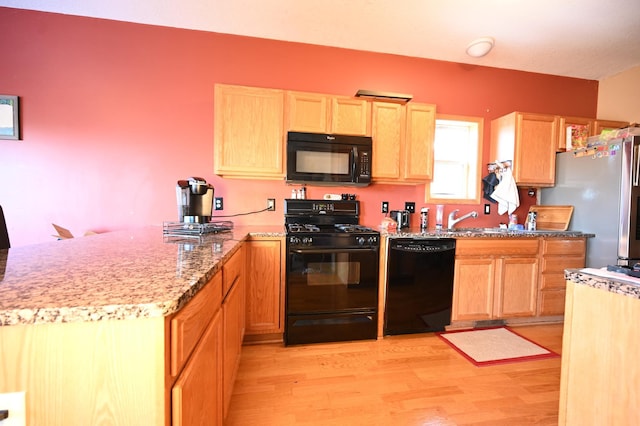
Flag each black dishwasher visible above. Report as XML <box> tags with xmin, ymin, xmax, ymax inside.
<box><xmin>384</xmin><ymin>238</ymin><xmax>456</xmax><ymax>335</ymax></box>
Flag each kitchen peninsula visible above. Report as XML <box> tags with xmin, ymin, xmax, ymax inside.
<box><xmin>0</xmin><ymin>226</ymin><xmax>282</xmax><ymax>426</ymax></box>
<box><xmin>559</xmin><ymin>269</ymin><xmax>640</xmax><ymax>425</ymax></box>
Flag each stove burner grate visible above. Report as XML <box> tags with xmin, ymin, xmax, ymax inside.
<box><xmin>287</xmin><ymin>224</ymin><xmax>320</xmax><ymax>233</ymax></box>
<box><xmin>334</xmin><ymin>224</ymin><xmax>375</xmax><ymax>233</ymax></box>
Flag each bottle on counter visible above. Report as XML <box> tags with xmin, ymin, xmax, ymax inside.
<box><xmin>435</xmin><ymin>205</ymin><xmax>444</xmax><ymax>230</ymax></box>
<box><xmin>420</xmin><ymin>207</ymin><xmax>429</xmax><ymax>231</ymax></box>
<box><xmin>526</xmin><ymin>211</ymin><xmax>537</xmax><ymax>231</ymax></box>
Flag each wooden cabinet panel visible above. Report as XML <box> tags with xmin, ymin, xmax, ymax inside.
<box><xmin>538</xmin><ymin>238</ymin><xmax>586</xmax><ymax>316</ymax></box>
<box><xmin>286</xmin><ymin>91</ymin><xmax>329</xmax><ymax>133</ymax></box>
<box><xmin>223</xmin><ymin>246</ymin><xmax>245</xmax><ymax>298</ymax></box>
<box><xmin>557</xmin><ymin>116</ymin><xmax>593</xmax><ymax>151</ymax></box>
<box><xmin>540</xmin><ymin>257</ymin><xmax>585</xmax><ymax>284</ymax></box>
<box><xmin>245</xmin><ymin>238</ymin><xmax>284</xmax><ymax>335</ymax></box>
<box><xmin>330</xmin><ymin>96</ymin><xmax>370</xmax><ymax>135</ymax></box>
<box><xmin>490</xmin><ymin>112</ymin><xmax>557</xmax><ymax>187</ymax></box>
<box><xmin>404</xmin><ymin>103</ymin><xmax>435</xmax><ymax>181</ymax></box>
<box><xmin>495</xmin><ymin>257</ymin><xmax>538</xmax><ymax>317</ymax></box>
<box><xmin>592</xmin><ymin>119</ymin><xmax>628</xmax><ymax>135</ymax></box>
<box><xmin>538</xmin><ymin>290</ymin><xmax>566</xmax><ymax>316</ymax></box>
<box><xmin>170</xmin><ymin>273</ymin><xmax>222</xmax><ymax>377</ymax></box>
<box><xmin>172</xmin><ymin>309</ymin><xmax>223</xmax><ymax>426</ymax></box>
<box><xmin>514</xmin><ymin>113</ymin><xmax>557</xmax><ymax>186</ymax></box>
<box><xmin>214</xmin><ymin>84</ymin><xmax>285</xmax><ymax>178</ymax></box>
<box><xmin>223</xmin><ymin>274</ymin><xmax>245</xmax><ymax>419</ymax></box>
<box><xmin>455</xmin><ymin>238</ymin><xmax>539</xmax><ymax>256</ymax></box>
<box><xmin>452</xmin><ymin>257</ymin><xmax>494</xmax><ymax>321</ymax></box>
<box><xmin>542</xmin><ymin>238</ymin><xmax>586</xmax><ymax>256</ymax></box>
<box><xmin>371</xmin><ymin>101</ymin><xmax>404</xmax><ymax>180</ymax></box>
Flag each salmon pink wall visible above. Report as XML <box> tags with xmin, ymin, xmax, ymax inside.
<box><xmin>0</xmin><ymin>7</ymin><xmax>598</xmax><ymax>246</ymax></box>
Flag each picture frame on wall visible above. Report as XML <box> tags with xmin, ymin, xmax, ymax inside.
<box><xmin>0</xmin><ymin>95</ymin><xmax>20</xmax><ymax>140</ymax></box>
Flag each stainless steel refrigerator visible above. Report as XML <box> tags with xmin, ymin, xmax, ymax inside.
<box><xmin>540</xmin><ymin>135</ymin><xmax>640</xmax><ymax>268</ymax></box>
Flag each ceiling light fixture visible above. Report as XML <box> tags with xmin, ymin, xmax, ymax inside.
<box><xmin>466</xmin><ymin>37</ymin><xmax>495</xmax><ymax>58</ymax></box>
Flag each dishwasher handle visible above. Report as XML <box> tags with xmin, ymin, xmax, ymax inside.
<box><xmin>390</xmin><ymin>239</ymin><xmax>456</xmax><ymax>253</ymax></box>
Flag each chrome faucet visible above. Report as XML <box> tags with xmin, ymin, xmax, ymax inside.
<box><xmin>447</xmin><ymin>209</ymin><xmax>479</xmax><ymax>229</ymax></box>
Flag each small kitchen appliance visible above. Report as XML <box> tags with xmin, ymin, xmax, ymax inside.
<box><xmin>286</xmin><ymin>131</ymin><xmax>373</xmax><ymax>186</ymax></box>
<box><xmin>284</xmin><ymin>198</ymin><xmax>380</xmax><ymax>345</ymax></box>
<box><xmin>390</xmin><ymin>210</ymin><xmax>409</xmax><ymax>229</ymax></box>
<box><xmin>176</xmin><ymin>177</ymin><xmax>215</xmax><ymax>223</ymax></box>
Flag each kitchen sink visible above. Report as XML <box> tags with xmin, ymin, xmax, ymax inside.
<box><xmin>448</xmin><ymin>227</ymin><xmax>506</xmax><ymax>233</ymax></box>
<box><xmin>450</xmin><ymin>227</ymin><xmax>568</xmax><ymax>234</ymax></box>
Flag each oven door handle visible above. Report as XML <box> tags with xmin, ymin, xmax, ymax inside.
<box><xmin>290</xmin><ymin>247</ymin><xmax>378</xmax><ymax>254</ymax></box>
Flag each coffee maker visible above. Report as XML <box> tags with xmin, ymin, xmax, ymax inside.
<box><xmin>176</xmin><ymin>177</ymin><xmax>215</xmax><ymax>223</ymax></box>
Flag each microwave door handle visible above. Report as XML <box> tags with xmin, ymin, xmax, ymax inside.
<box><xmin>351</xmin><ymin>147</ymin><xmax>358</xmax><ymax>180</ymax></box>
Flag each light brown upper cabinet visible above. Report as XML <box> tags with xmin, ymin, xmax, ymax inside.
<box><xmin>557</xmin><ymin>117</ymin><xmax>628</xmax><ymax>151</ymax></box>
<box><xmin>592</xmin><ymin>119</ymin><xmax>629</xmax><ymax>136</ymax></box>
<box><xmin>557</xmin><ymin>116</ymin><xmax>594</xmax><ymax>152</ymax></box>
<box><xmin>371</xmin><ymin>101</ymin><xmax>435</xmax><ymax>183</ymax></box>
<box><xmin>214</xmin><ymin>84</ymin><xmax>285</xmax><ymax>179</ymax></box>
<box><xmin>286</xmin><ymin>91</ymin><xmax>370</xmax><ymax>136</ymax></box>
<box><xmin>490</xmin><ymin>112</ymin><xmax>558</xmax><ymax>187</ymax></box>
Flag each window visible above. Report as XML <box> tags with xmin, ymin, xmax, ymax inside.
<box><xmin>427</xmin><ymin>114</ymin><xmax>483</xmax><ymax>204</ymax></box>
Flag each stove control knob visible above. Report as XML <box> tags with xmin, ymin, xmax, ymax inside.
<box><xmin>368</xmin><ymin>236</ymin><xmax>377</xmax><ymax>245</ymax></box>
<box><xmin>356</xmin><ymin>237</ymin><xmax>366</xmax><ymax>246</ymax></box>
<box><xmin>302</xmin><ymin>237</ymin><xmax>312</xmax><ymax>245</ymax></box>
<box><xmin>289</xmin><ymin>236</ymin><xmax>300</xmax><ymax>245</ymax></box>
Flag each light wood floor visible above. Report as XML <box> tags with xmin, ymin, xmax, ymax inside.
<box><xmin>226</xmin><ymin>324</ymin><xmax>563</xmax><ymax>425</ymax></box>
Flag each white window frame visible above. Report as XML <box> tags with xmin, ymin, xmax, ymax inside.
<box><xmin>427</xmin><ymin>114</ymin><xmax>483</xmax><ymax>204</ymax></box>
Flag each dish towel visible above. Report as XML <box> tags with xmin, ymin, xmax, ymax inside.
<box><xmin>490</xmin><ymin>168</ymin><xmax>519</xmax><ymax>215</ymax></box>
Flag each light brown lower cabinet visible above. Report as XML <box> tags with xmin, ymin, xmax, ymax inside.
<box><xmin>452</xmin><ymin>237</ymin><xmax>587</xmax><ymax>326</ymax></box>
<box><xmin>452</xmin><ymin>239</ymin><xmax>539</xmax><ymax>322</ymax></box>
<box><xmin>244</xmin><ymin>237</ymin><xmax>285</xmax><ymax>341</ymax></box>
<box><xmin>171</xmin><ymin>243</ymin><xmax>245</xmax><ymax>425</ymax></box>
<box><xmin>537</xmin><ymin>238</ymin><xmax>586</xmax><ymax>316</ymax></box>
<box><xmin>172</xmin><ymin>308</ymin><xmax>223</xmax><ymax>426</ymax></box>
<box><xmin>222</xmin><ymin>273</ymin><xmax>245</xmax><ymax>418</ymax></box>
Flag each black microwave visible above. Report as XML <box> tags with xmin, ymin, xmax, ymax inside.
<box><xmin>286</xmin><ymin>131</ymin><xmax>373</xmax><ymax>186</ymax></box>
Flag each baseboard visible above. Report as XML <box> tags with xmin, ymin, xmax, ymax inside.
<box><xmin>243</xmin><ymin>333</ymin><xmax>283</xmax><ymax>345</ymax></box>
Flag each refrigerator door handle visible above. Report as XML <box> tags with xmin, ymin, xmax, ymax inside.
<box><xmin>635</xmin><ymin>145</ymin><xmax>640</xmax><ymax>187</ymax></box>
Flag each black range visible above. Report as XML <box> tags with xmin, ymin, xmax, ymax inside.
<box><xmin>284</xmin><ymin>199</ymin><xmax>380</xmax><ymax>345</ymax></box>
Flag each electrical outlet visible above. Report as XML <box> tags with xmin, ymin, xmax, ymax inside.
<box><xmin>381</xmin><ymin>201</ymin><xmax>389</xmax><ymax>213</ymax></box>
<box><xmin>267</xmin><ymin>198</ymin><xmax>276</xmax><ymax>211</ymax></box>
<box><xmin>214</xmin><ymin>197</ymin><xmax>223</xmax><ymax>211</ymax></box>
<box><xmin>0</xmin><ymin>392</ymin><xmax>26</xmax><ymax>426</ymax></box>
<box><xmin>405</xmin><ymin>202</ymin><xmax>416</xmax><ymax>213</ymax></box>
<box><xmin>484</xmin><ymin>204</ymin><xmax>491</xmax><ymax>214</ymax></box>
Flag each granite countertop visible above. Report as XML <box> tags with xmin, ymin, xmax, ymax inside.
<box><xmin>0</xmin><ymin>222</ymin><xmax>590</xmax><ymax>327</ymax></box>
<box><xmin>566</xmin><ymin>268</ymin><xmax>640</xmax><ymax>300</ymax></box>
<box><xmin>380</xmin><ymin>227</ymin><xmax>592</xmax><ymax>238</ymax></box>
<box><xmin>0</xmin><ymin>225</ymin><xmax>284</xmax><ymax>326</ymax></box>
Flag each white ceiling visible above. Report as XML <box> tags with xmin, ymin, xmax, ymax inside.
<box><xmin>2</xmin><ymin>0</ymin><xmax>640</xmax><ymax>80</ymax></box>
